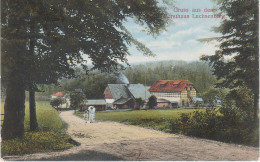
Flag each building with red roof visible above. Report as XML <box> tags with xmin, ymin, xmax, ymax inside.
<box><xmin>148</xmin><ymin>80</ymin><xmax>197</xmax><ymax>107</ymax></box>
<box><xmin>51</xmin><ymin>92</ymin><xmax>66</xmax><ymax>97</ymax></box>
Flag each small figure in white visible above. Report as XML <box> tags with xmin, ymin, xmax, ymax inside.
<box><xmin>88</xmin><ymin>106</ymin><xmax>95</xmax><ymax>123</ymax></box>
<box><xmin>83</xmin><ymin>109</ymin><xmax>89</xmax><ymax>123</ymax></box>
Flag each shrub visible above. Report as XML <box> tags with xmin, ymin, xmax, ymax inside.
<box><xmin>172</xmin><ymin>108</ymin><xmax>220</xmax><ymax>138</ymax></box>
<box><xmin>50</xmin><ymin>97</ymin><xmax>65</xmax><ymax>109</ymax></box>
<box><xmin>172</xmin><ymin>104</ymin><xmax>259</xmax><ymax>146</ymax></box>
<box><xmin>147</xmin><ymin>95</ymin><xmax>157</xmax><ymax>109</ymax></box>
<box><xmin>1</xmin><ymin>131</ymin><xmax>74</xmax><ymax>155</ymax></box>
<box><xmin>135</xmin><ymin>98</ymin><xmax>145</xmax><ymax>110</ymax></box>
<box><xmin>1</xmin><ymin>101</ymin><xmax>76</xmax><ymax>156</ymax></box>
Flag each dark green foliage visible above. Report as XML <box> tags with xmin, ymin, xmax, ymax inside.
<box><xmin>2</xmin><ymin>0</ymin><xmax>169</xmax><ymax>139</ymax></box>
<box><xmin>172</xmin><ymin>105</ymin><xmax>259</xmax><ymax>146</ymax></box>
<box><xmin>61</xmin><ymin>70</ymin><xmax>117</xmax><ymax>99</ymax></box>
<box><xmin>172</xmin><ymin>108</ymin><xmax>221</xmax><ymax>139</ymax></box>
<box><xmin>201</xmin><ymin>87</ymin><xmax>225</xmax><ymax>107</ymax></box>
<box><xmin>135</xmin><ymin>98</ymin><xmax>145</xmax><ymax>110</ymax></box>
<box><xmin>201</xmin><ymin>0</ymin><xmax>259</xmax><ymax>120</ymax></box>
<box><xmin>194</xmin><ymin>0</ymin><xmax>259</xmax><ymax>147</ymax></box>
<box><xmin>225</xmin><ymin>85</ymin><xmax>254</xmax><ymax>120</ymax></box>
<box><xmin>69</xmin><ymin>92</ymin><xmax>86</xmax><ymax>111</ymax></box>
<box><xmin>125</xmin><ymin>61</ymin><xmax>216</xmax><ymax>93</ymax></box>
<box><xmin>50</xmin><ymin>97</ymin><xmax>64</xmax><ymax>109</ymax></box>
<box><xmin>1</xmin><ymin>131</ymin><xmax>74</xmax><ymax>156</ymax></box>
<box><xmin>147</xmin><ymin>95</ymin><xmax>157</xmax><ymax>109</ymax></box>
<box><xmin>1</xmin><ymin>101</ymin><xmax>75</xmax><ymax>156</ymax></box>
<box><xmin>44</xmin><ymin>60</ymin><xmax>217</xmax><ymax>99</ymax></box>
<box><xmin>194</xmin><ymin>102</ymin><xmax>202</xmax><ymax>108</ymax></box>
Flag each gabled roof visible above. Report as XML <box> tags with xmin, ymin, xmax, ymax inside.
<box><xmin>148</xmin><ymin>80</ymin><xmax>193</xmax><ymax>93</ymax></box>
<box><xmin>113</xmin><ymin>98</ymin><xmax>132</xmax><ymax>105</ymax></box>
<box><xmin>107</xmin><ymin>84</ymin><xmax>151</xmax><ymax>101</ymax></box>
<box><xmin>107</xmin><ymin>84</ymin><xmax>131</xmax><ymax>100</ymax></box>
<box><xmin>85</xmin><ymin>99</ymin><xmax>106</xmax><ymax>105</ymax></box>
<box><xmin>52</xmin><ymin>92</ymin><xmax>66</xmax><ymax>97</ymax></box>
<box><xmin>127</xmin><ymin>84</ymin><xmax>151</xmax><ymax>100</ymax></box>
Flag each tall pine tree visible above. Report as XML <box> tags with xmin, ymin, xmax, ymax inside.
<box><xmin>201</xmin><ymin>0</ymin><xmax>259</xmax><ymax>120</ymax></box>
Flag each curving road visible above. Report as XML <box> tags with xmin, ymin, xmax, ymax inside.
<box><xmin>3</xmin><ymin>110</ymin><xmax>259</xmax><ymax>161</ymax></box>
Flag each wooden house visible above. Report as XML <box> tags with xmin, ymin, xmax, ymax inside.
<box><xmin>148</xmin><ymin>80</ymin><xmax>197</xmax><ymax>107</ymax></box>
<box><xmin>82</xmin><ymin>99</ymin><xmax>106</xmax><ymax>111</ymax></box>
<box><xmin>104</xmin><ymin>84</ymin><xmax>151</xmax><ymax>109</ymax></box>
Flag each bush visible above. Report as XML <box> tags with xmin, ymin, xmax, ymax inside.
<box><xmin>147</xmin><ymin>95</ymin><xmax>157</xmax><ymax>109</ymax></box>
<box><xmin>2</xmin><ymin>131</ymin><xmax>74</xmax><ymax>155</ymax></box>
<box><xmin>135</xmin><ymin>98</ymin><xmax>145</xmax><ymax>110</ymax></box>
<box><xmin>50</xmin><ymin>97</ymin><xmax>65</xmax><ymax>109</ymax></box>
<box><xmin>172</xmin><ymin>108</ymin><xmax>220</xmax><ymax>138</ymax></box>
<box><xmin>171</xmin><ymin>105</ymin><xmax>259</xmax><ymax>146</ymax></box>
<box><xmin>1</xmin><ymin>101</ymin><xmax>76</xmax><ymax>156</ymax></box>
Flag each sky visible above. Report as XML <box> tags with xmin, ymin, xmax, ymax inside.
<box><xmin>124</xmin><ymin>0</ymin><xmax>223</xmax><ymax>63</ymax></box>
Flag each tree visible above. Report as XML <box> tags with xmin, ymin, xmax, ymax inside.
<box><xmin>50</xmin><ymin>97</ymin><xmax>65</xmax><ymax>109</ymax></box>
<box><xmin>147</xmin><ymin>95</ymin><xmax>157</xmax><ymax>109</ymax></box>
<box><xmin>202</xmin><ymin>87</ymin><xmax>225</xmax><ymax>108</ymax></box>
<box><xmin>135</xmin><ymin>98</ymin><xmax>145</xmax><ymax>110</ymax></box>
<box><xmin>200</xmin><ymin>0</ymin><xmax>258</xmax><ymax>120</ymax></box>
<box><xmin>2</xmin><ymin>0</ymin><xmax>169</xmax><ymax>139</ymax></box>
<box><xmin>69</xmin><ymin>91</ymin><xmax>86</xmax><ymax>112</ymax></box>
<box><xmin>125</xmin><ymin>60</ymin><xmax>217</xmax><ymax>93</ymax></box>
<box><xmin>60</xmin><ymin>70</ymin><xmax>117</xmax><ymax>99</ymax></box>
<box><xmin>1</xmin><ymin>0</ymin><xmax>73</xmax><ymax>138</ymax></box>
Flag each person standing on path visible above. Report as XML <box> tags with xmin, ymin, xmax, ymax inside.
<box><xmin>88</xmin><ymin>106</ymin><xmax>95</xmax><ymax>123</ymax></box>
<box><xmin>83</xmin><ymin>109</ymin><xmax>89</xmax><ymax>123</ymax></box>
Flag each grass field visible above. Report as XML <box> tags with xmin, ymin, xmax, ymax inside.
<box><xmin>1</xmin><ymin>101</ymin><xmax>75</xmax><ymax>156</ymax></box>
<box><xmin>76</xmin><ymin>108</ymin><xmax>205</xmax><ymax>132</ymax></box>
<box><xmin>76</xmin><ymin>107</ymin><xmax>258</xmax><ymax>147</ymax></box>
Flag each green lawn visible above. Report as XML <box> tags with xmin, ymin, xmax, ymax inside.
<box><xmin>1</xmin><ymin>101</ymin><xmax>76</xmax><ymax>156</ymax></box>
<box><xmin>76</xmin><ymin>107</ymin><xmax>258</xmax><ymax>147</ymax></box>
<box><xmin>76</xmin><ymin>108</ymin><xmax>205</xmax><ymax>132</ymax></box>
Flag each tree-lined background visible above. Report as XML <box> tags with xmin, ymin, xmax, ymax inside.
<box><xmin>16</xmin><ymin>60</ymin><xmax>217</xmax><ymax>101</ymax></box>
<box><xmin>1</xmin><ymin>0</ymin><xmax>258</xmax><ymax>153</ymax></box>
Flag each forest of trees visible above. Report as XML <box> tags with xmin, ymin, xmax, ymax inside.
<box><xmin>125</xmin><ymin>60</ymin><xmax>217</xmax><ymax>94</ymax></box>
<box><xmin>37</xmin><ymin>60</ymin><xmax>217</xmax><ymax>99</ymax></box>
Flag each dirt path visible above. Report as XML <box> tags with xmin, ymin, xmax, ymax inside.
<box><xmin>3</xmin><ymin>110</ymin><xmax>259</xmax><ymax>161</ymax></box>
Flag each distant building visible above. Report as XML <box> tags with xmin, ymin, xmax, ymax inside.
<box><xmin>148</xmin><ymin>80</ymin><xmax>197</xmax><ymax>107</ymax></box>
<box><xmin>82</xmin><ymin>99</ymin><xmax>106</xmax><ymax>111</ymax></box>
<box><xmin>51</xmin><ymin>92</ymin><xmax>66</xmax><ymax>98</ymax></box>
<box><xmin>104</xmin><ymin>84</ymin><xmax>151</xmax><ymax>109</ymax></box>
<box><xmin>193</xmin><ymin>97</ymin><xmax>204</xmax><ymax>106</ymax></box>
<box><xmin>51</xmin><ymin>92</ymin><xmax>70</xmax><ymax>108</ymax></box>
<box><xmin>157</xmin><ymin>98</ymin><xmax>172</xmax><ymax>108</ymax></box>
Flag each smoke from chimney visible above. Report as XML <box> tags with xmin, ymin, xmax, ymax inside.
<box><xmin>114</xmin><ymin>71</ymin><xmax>129</xmax><ymax>84</ymax></box>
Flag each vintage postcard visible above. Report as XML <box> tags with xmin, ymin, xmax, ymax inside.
<box><xmin>1</xmin><ymin>0</ymin><xmax>259</xmax><ymax>161</ymax></box>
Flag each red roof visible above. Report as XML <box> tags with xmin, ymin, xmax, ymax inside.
<box><xmin>52</xmin><ymin>92</ymin><xmax>66</xmax><ymax>97</ymax></box>
<box><xmin>148</xmin><ymin>80</ymin><xmax>193</xmax><ymax>93</ymax></box>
